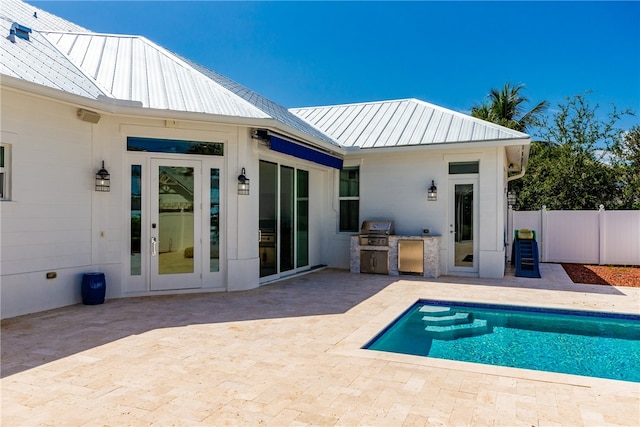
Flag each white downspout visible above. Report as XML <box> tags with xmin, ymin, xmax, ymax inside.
<box><xmin>507</xmin><ymin>166</ymin><xmax>526</xmax><ymax>183</ymax></box>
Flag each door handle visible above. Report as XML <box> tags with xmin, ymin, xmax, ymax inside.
<box><xmin>151</xmin><ymin>237</ymin><xmax>158</xmax><ymax>256</ymax></box>
<box><xmin>258</xmin><ymin>229</ymin><xmax>262</xmax><ymax>242</ymax></box>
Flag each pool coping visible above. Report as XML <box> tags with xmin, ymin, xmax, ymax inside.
<box><xmin>330</xmin><ymin>278</ymin><xmax>640</xmax><ymax>392</ymax></box>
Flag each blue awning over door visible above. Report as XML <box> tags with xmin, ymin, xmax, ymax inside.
<box><xmin>269</xmin><ymin>135</ymin><xmax>343</xmax><ymax>170</ymax></box>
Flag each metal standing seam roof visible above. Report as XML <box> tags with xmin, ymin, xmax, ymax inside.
<box><xmin>0</xmin><ymin>4</ymin><xmax>104</xmax><ymax>99</ymax></box>
<box><xmin>176</xmin><ymin>54</ymin><xmax>341</xmax><ymax>147</ymax></box>
<box><xmin>1</xmin><ymin>0</ymin><xmax>88</xmax><ymax>33</ymax></box>
<box><xmin>1</xmin><ymin>0</ymin><xmax>340</xmax><ymax>148</ymax></box>
<box><xmin>2</xmin><ymin>0</ymin><xmax>528</xmax><ymax>153</ymax></box>
<box><xmin>39</xmin><ymin>31</ymin><xmax>271</xmax><ymax>120</ymax></box>
<box><xmin>290</xmin><ymin>99</ymin><xmax>530</xmax><ymax>149</ymax></box>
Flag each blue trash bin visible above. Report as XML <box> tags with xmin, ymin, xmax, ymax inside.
<box><xmin>82</xmin><ymin>272</ymin><xmax>106</xmax><ymax>305</ymax></box>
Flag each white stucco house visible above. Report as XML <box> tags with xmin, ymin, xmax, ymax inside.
<box><xmin>0</xmin><ymin>0</ymin><xmax>531</xmax><ymax>319</ymax></box>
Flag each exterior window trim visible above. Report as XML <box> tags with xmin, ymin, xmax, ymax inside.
<box><xmin>0</xmin><ymin>144</ymin><xmax>11</xmax><ymax>201</ymax></box>
<box><xmin>338</xmin><ymin>165</ymin><xmax>360</xmax><ymax>233</ymax></box>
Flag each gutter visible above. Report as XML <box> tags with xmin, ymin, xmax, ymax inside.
<box><xmin>507</xmin><ymin>145</ymin><xmax>529</xmax><ymax>182</ymax></box>
<box><xmin>507</xmin><ymin>167</ymin><xmax>526</xmax><ymax>182</ymax></box>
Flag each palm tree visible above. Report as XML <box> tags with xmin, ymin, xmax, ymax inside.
<box><xmin>471</xmin><ymin>83</ymin><xmax>549</xmax><ymax>133</ymax></box>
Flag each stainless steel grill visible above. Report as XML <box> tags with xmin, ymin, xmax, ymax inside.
<box><xmin>359</xmin><ymin>219</ymin><xmax>394</xmax><ymax>275</ymax></box>
<box><xmin>359</xmin><ymin>220</ymin><xmax>395</xmax><ymax>246</ymax></box>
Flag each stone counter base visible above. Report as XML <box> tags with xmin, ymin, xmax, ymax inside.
<box><xmin>350</xmin><ymin>235</ymin><xmax>441</xmax><ymax>278</ymax></box>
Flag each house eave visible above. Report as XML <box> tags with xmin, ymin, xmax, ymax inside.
<box><xmin>345</xmin><ymin>137</ymin><xmax>531</xmax><ymax>171</ymax></box>
<box><xmin>1</xmin><ymin>74</ymin><xmax>345</xmax><ymax>157</ymax></box>
<box><xmin>345</xmin><ymin>137</ymin><xmax>531</xmax><ymax>154</ymax></box>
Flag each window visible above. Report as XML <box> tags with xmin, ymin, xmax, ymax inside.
<box><xmin>339</xmin><ymin>166</ymin><xmax>359</xmax><ymax>232</ymax></box>
<box><xmin>449</xmin><ymin>161</ymin><xmax>479</xmax><ymax>174</ymax></box>
<box><xmin>210</xmin><ymin>168</ymin><xmax>220</xmax><ymax>272</ymax></box>
<box><xmin>130</xmin><ymin>165</ymin><xmax>142</xmax><ymax>275</ymax></box>
<box><xmin>127</xmin><ymin>137</ymin><xmax>223</xmax><ymax>156</ymax></box>
<box><xmin>0</xmin><ymin>144</ymin><xmax>10</xmax><ymax>200</ymax></box>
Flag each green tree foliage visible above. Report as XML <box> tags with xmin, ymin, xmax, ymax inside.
<box><xmin>612</xmin><ymin>125</ymin><xmax>640</xmax><ymax>209</ymax></box>
<box><xmin>471</xmin><ymin>83</ymin><xmax>549</xmax><ymax>133</ymax></box>
<box><xmin>510</xmin><ymin>94</ymin><xmax>635</xmax><ymax>210</ymax></box>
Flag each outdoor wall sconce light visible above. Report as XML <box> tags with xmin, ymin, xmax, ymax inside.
<box><xmin>95</xmin><ymin>161</ymin><xmax>110</xmax><ymax>192</ymax></box>
<box><xmin>427</xmin><ymin>180</ymin><xmax>437</xmax><ymax>201</ymax></box>
<box><xmin>77</xmin><ymin>108</ymin><xmax>101</xmax><ymax>124</ymax></box>
<box><xmin>507</xmin><ymin>189</ymin><xmax>517</xmax><ymax>207</ymax></box>
<box><xmin>238</xmin><ymin>167</ymin><xmax>250</xmax><ymax>195</ymax></box>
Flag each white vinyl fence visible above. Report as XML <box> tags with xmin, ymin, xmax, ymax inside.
<box><xmin>508</xmin><ymin>206</ymin><xmax>640</xmax><ymax>265</ymax></box>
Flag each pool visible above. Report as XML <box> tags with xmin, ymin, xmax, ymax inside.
<box><xmin>364</xmin><ymin>300</ymin><xmax>640</xmax><ymax>382</ymax></box>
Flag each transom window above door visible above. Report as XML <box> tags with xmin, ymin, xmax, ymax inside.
<box><xmin>449</xmin><ymin>161</ymin><xmax>479</xmax><ymax>174</ymax></box>
<box><xmin>127</xmin><ymin>137</ymin><xmax>223</xmax><ymax>156</ymax></box>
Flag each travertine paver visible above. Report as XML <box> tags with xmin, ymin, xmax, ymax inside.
<box><xmin>2</xmin><ymin>265</ymin><xmax>639</xmax><ymax>426</ymax></box>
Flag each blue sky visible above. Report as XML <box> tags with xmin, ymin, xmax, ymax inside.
<box><xmin>32</xmin><ymin>1</ymin><xmax>639</xmax><ymax>133</ymax></box>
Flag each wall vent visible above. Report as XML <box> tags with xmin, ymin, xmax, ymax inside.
<box><xmin>11</xmin><ymin>23</ymin><xmax>32</xmax><ymax>41</ymax></box>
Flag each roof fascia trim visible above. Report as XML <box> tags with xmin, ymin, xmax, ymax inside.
<box><xmin>343</xmin><ymin>137</ymin><xmax>531</xmax><ymax>157</ymax></box>
<box><xmin>1</xmin><ymin>75</ymin><xmax>346</xmax><ymax>155</ymax></box>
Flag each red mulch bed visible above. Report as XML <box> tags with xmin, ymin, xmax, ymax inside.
<box><xmin>561</xmin><ymin>264</ymin><xmax>640</xmax><ymax>287</ymax></box>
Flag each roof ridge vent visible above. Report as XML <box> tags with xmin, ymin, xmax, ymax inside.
<box><xmin>9</xmin><ymin>23</ymin><xmax>32</xmax><ymax>42</ymax></box>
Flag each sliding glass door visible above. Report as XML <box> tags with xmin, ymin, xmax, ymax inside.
<box><xmin>259</xmin><ymin>160</ymin><xmax>309</xmax><ymax>279</ymax></box>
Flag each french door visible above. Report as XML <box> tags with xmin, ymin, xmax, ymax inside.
<box><xmin>448</xmin><ymin>178</ymin><xmax>478</xmax><ymax>274</ymax></box>
<box><xmin>150</xmin><ymin>159</ymin><xmax>202</xmax><ymax>290</ymax></box>
<box><xmin>259</xmin><ymin>160</ymin><xmax>309</xmax><ymax>280</ymax></box>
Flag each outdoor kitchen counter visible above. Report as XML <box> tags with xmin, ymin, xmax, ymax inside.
<box><xmin>350</xmin><ymin>234</ymin><xmax>441</xmax><ymax>278</ymax></box>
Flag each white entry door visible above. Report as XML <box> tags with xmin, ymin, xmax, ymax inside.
<box><xmin>150</xmin><ymin>159</ymin><xmax>202</xmax><ymax>290</ymax></box>
<box><xmin>448</xmin><ymin>178</ymin><xmax>478</xmax><ymax>274</ymax></box>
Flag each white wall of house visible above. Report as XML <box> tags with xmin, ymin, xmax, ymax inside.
<box><xmin>0</xmin><ymin>88</ymin><xmax>339</xmax><ymax>318</ymax></box>
<box><xmin>1</xmin><ymin>89</ymin><xmax>97</xmax><ymax>318</ymax></box>
<box><xmin>0</xmin><ymin>88</ymin><xmax>258</xmax><ymax>318</ymax></box>
<box><xmin>0</xmin><ymin>84</ymin><xmax>519</xmax><ymax>319</ymax></box>
<box><xmin>325</xmin><ymin>145</ymin><xmax>509</xmax><ymax>279</ymax></box>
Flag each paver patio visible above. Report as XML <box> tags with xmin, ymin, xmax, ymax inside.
<box><xmin>2</xmin><ymin>264</ymin><xmax>639</xmax><ymax>426</ymax></box>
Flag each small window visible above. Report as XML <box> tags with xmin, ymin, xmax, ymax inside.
<box><xmin>127</xmin><ymin>136</ymin><xmax>223</xmax><ymax>156</ymax></box>
<box><xmin>449</xmin><ymin>161</ymin><xmax>479</xmax><ymax>174</ymax></box>
<box><xmin>130</xmin><ymin>165</ymin><xmax>142</xmax><ymax>275</ymax></box>
<box><xmin>0</xmin><ymin>144</ymin><xmax>10</xmax><ymax>200</ymax></box>
<box><xmin>339</xmin><ymin>166</ymin><xmax>359</xmax><ymax>232</ymax></box>
<box><xmin>210</xmin><ymin>168</ymin><xmax>220</xmax><ymax>272</ymax></box>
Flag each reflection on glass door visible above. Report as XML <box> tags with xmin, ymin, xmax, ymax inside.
<box><xmin>454</xmin><ymin>184</ymin><xmax>474</xmax><ymax>267</ymax></box>
<box><xmin>280</xmin><ymin>166</ymin><xmax>294</xmax><ymax>273</ymax></box>
<box><xmin>210</xmin><ymin>168</ymin><xmax>220</xmax><ymax>272</ymax></box>
<box><xmin>259</xmin><ymin>161</ymin><xmax>309</xmax><ymax>279</ymax></box>
<box><xmin>449</xmin><ymin>179</ymin><xmax>478</xmax><ymax>273</ymax></box>
<box><xmin>296</xmin><ymin>170</ymin><xmax>309</xmax><ymax>268</ymax></box>
<box><xmin>158</xmin><ymin>165</ymin><xmax>194</xmax><ymax>274</ymax></box>
<box><xmin>151</xmin><ymin>159</ymin><xmax>202</xmax><ymax>290</ymax></box>
<box><xmin>259</xmin><ymin>161</ymin><xmax>278</xmax><ymax>278</ymax></box>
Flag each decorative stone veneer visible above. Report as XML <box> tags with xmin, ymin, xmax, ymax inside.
<box><xmin>350</xmin><ymin>235</ymin><xmax>441</xmax><ymax>278</ymax></box>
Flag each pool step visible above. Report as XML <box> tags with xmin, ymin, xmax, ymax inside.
<box><xmin>421</xmin><ymin>312</ymin><xmax>471</xmax><ymax>327</ymax></box>
<box><xmin>425</xmin><ymin>319</ymin><xmax>489</xmax><ymax>340</ymax></box>
<box><xmin>409</xmin><ymin>306</ymin><xmax>453</xmax><ymax>323</ymax></box>
<box><xmin>418</xmin><ymin>306</ymin><xmax>453</xmax><ymax>317</ymax></box>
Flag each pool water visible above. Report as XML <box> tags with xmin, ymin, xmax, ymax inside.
<box><xmin>364</xmin><ymin>300</ymin><xmax>640</xmax><ymax>382</ymax></box>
